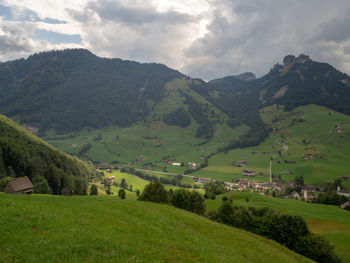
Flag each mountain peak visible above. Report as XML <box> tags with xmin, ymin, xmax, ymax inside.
<box><xmin>283</xmin><ymin>54</ymin><xmax>312</xmax><ymax>67</ymax></box>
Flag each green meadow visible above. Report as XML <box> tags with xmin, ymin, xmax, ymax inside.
<box><xmin>206</xmin><ymin>191</ymin><xmax>350</xmax><ymax>262</ymax></box>
<box><xmin>0</xmin><ymin>193</ymin><xmax>313</xmax><ymax>263</ymax></box>
<box><xmin>194</xmin><ymin>104</ymin><xmax>350</xmax><ymax>188</ymax></box>
<box><xmin>103</xmin><ymin>170</ymin><xmax>204</xmax><ymax>197</ymax></box>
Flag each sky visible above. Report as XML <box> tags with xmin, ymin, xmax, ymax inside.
<box><xmin>1</xmin><ymin>0</ymin><xmax>350</xmax><ymax>80</ymax></box>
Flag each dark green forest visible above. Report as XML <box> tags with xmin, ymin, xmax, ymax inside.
<box><xmin>0</xmin><ymin>49</ymin><xmax>183</xmax><ymax>134</ymax></box>
<box><xmin>0</xmin><ymin>114</ymin><xmax>95</xmax><ymax>194</ymax></box>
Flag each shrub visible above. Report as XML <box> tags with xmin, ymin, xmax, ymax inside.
<box><xmin>118</xmin><ymin>189</ymin><xmax>126</xmax><ymax>199</ymax></box>
<box><xmin>295</xmin><ymin>234</ymin><xmax>342</xmax><ymax>263</ymax></box>
<box><xmin>90</xmin><ymin>184</ymin><xmax>98</xmax><ymax>195</ymax></box>
<box><xmin>33</xmin><ymin>175</ymin><xmax>53</xmax><ymax>194</ymax></box>
<box><xmin>171</xmin><ymin>189</ymin><xmax>206</xmax><ymax>215</ymax></box>
<box><xmin>138</xmin><ymin>181</ymin><xmax>169</xmax><ymax>203</ymax></box>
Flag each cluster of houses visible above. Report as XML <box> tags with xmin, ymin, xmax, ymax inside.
<box><xmin>193</xmin><ymin>177</ymin><xmax>212</xmax><ymax>185</ymax></box>
<box><xmin>242</xmin><ymin>169</ymin><xmax>262</xmax><ymax>177</ymax></box>
<box><xmin>171</xmin><ymin>162</ymin><xmax>197</xmax><ymax>168</ymax></box>
<box><xmin>232</xmin><ymin>160</ymin><xmax>248</xmax><ymax>166</ymax></box>
<box><xmin>329</xmin><ymin>123</ymin><xmax>346</xmax><ymax>133</ymax></box>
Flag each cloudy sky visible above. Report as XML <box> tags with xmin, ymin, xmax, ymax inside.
<box><xmin>1</xmin><ymin>0</ymin><xmax>350</xmax><ymax>80</ymax></box>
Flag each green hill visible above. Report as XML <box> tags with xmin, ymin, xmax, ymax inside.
<box><xmin>0</xmin><ymin>193</ymin><xmax>313</xmax><ymax>263</ymax></box>
<box><xmin>0</xmin><ymin>114</ymin><xmax>95</xmax><ymax>194</ymax></box>
<box><xmin>0</xmin><ymin>49</ymin><xmax>183</xmax><ymax>133</ymax></box>
<box><xmin>206</xmin><ymin>191</ymin><xmax>350</xmax><ymax>262</ymax></box>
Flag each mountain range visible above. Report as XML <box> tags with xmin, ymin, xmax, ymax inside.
<box><xmin>1</xmin><ymin>49</ymin><xmax>349</xmax><ymax>137</ymax></box>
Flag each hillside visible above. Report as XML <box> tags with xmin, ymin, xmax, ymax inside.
<box><xmin>0</xmin><ymin>114</ymin><xmax>95</xmax><ymax>194</ymax></box>
<box><xmin>43</xmin><ymin>77</ymin><xmax>247</xmax><ymax>174</ymax></box>
<box><xmin>193</xmin><ymin>104</ymin><xmax>350</xmax><ymax>188</ymax></box>
<box><xmin>0</xmin><ymin>193</ymin><xmax>313</xmax><ymax>263</ymax></box>
<box><xmin>206</xmin><ymin>191</ymin><xmax>350</xmax><ymax>262</ymax></box>
<box><xmin>0</xmin><ymin>49</ymin><xmax>183</xmax><ymax>133</ymax></box>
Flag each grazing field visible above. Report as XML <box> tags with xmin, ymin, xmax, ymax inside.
<box><xmin>0</xmin><ymin>193</ymin><xmax>313</xmax><ymax>263</ymax></box>
<box><xmin>194</xmin><ymin>104</ymin><xmax>350</xmax><ymax>188</ymax></box>
<box><xmin>206</xmin><ymin>191</ymin><xmax>350</xmax><ymax>262</ymax></box>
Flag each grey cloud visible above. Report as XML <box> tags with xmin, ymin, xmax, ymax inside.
<box><xmin>83</xmin><ymin>0</ymin><xmax>194</xmax><ymax>26</ymax></box>
<box><xmin>183</xmin><ymin>0</ymin><xmax>350</xmax><ymax>80</ymax></box>
<box><xmin>0</xmin><ymin>23</ymin><xmax>33</xmax><ymax>55</ymax></box>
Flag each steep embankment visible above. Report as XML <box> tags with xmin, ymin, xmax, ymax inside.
<box><xmin>0</xmin><ymin>114</ymin><xmax>95</xmax><ymax>194</ymax></box>
<box><xmin>0</xmin><ymin>193</ymin><xmax>313</xmax><ymax>263</ymax></box>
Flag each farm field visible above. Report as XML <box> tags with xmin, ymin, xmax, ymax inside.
<box><xmin>103</xmin><ymin>170</ymin><xmax>204</xmax><ymax>195</ymax></box>
<box><xmin>206</xmin><ymin>191</ymin><xmax>350</xmax><ymax>262</ymax></box>
<box><xmin>194</xmin><ymin>104</ymin><xmax>350</xmax><ymax>188</ymax></box>
<box><xmin>44</xmin><ymin>120</ymin><xmax>246</xmax><ymax>174</ymax></box>
<box><xmin>0</xmin><ymin>193</ymin><xmax>313</xmax><ymax>263</ymax></box>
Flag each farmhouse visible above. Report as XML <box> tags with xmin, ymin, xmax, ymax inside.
<box><xmin>106</xmin><ymin>169</ymin><xmax>113</xmax><ymax>173</ymax></box>
<box><xmin>196</xmin><ymin>177</ymin><xmax>212</xmax><ymax>184</ymax></box>
<box><xmin>281</xmin><ymin>169</ymin><xmax>292</xmax><ymax>175</ymax></box>
<box><xmin>108</xmin><ymin>176</ymin><xmax>116</xmax><ymax>180</ymax></box>
<box><xmin>237</xmin><ymin>160</ymin><xmax>247</xmax><ymax>166</ymax></box>
<box><xmin>340</xmin><ymin>201</ymin><xmax>350</xmax><ymax>211</ymax></box>
<box><xmin>242</xmin><ymin>169</ymin><xmax>259</xmax><ymax>177</ymax></box>
<box><xmin>186</xmin><ymin>162</ymin><xmax>197</xmax><ymax>168</ymax></box>
<box><xmin>285</xmin><ymin>160</ymin><xmax>296</xmax><ymax>164</ymax></box>
<box><xmin>302</xmin><ymin>154</ymin><xmax>311</xmax><ymax>160</ymax></box>
<box><xmin>4</xmin><ymin>176</ymin><xmax>34</xmax><ymax>194</ymax></box>
<box><xmin>172</xmin><ymin>162</ymin><xmax>181</xmax><ymax>166</ymax></box>
<box><xmin>284</xmin><ymin>191</ymin><xmax>301</xmax><ymax>200</ymax></box>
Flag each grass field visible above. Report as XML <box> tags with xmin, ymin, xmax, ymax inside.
<box><xmin>194</xmin><ymin>104</ymin><xmax>350</xmax><ymax>188</ymax></box>
<box><xmin>104</xmin><ymin>170</ymin><xmax>204</xmax><ymax>196</ymax></box>
<box><xmin>206</xmin><ymin>191</ymin><xmax>350</xmax><ymax>262</ymax></box>
<box><xmin>0</xmin><ymin>193</ymin><xmax>313</xmax><ymax>263</ymax></box>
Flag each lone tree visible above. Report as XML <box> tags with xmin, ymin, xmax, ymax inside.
<box><xmin>118</xmin><ymin>188</ymin><xmax>126</xmax><ymax>199</ymax></box>
<box><xmin>138</xmin><ymin>181</ymin><xmax>168</xmax><ymax>203</ymax></box>
<box><xmin>90</xmin><ymin>184</ymin><xmax>98</xmax><ymax>195</ymax></box>
<box><xmin>120</xmin><ymin>178</ymin><xmax>127</xmax><ymax>189</ymax></box>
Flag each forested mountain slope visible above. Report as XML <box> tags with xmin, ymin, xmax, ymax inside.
<box><xmin>0</xmin><ymin>49</ymin><xmax>183</xmax><ymax>134</ymax></box>
<box><xmin>0</xmin><ymin>114</ymin><xmax>95</xmax><ymax>194</ymax></box>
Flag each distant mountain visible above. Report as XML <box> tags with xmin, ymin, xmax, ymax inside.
<box><xmin>209</xmin><ymin>54</ymin><xmax>350</xmax><ymax>114</ymax></box>
<box><xmin>0</xmin><ymin>114</ymin><xmax>95</xmax><ymax>194</ymax></box>
<box><xmin>259</xmin><ymin>54</ymin><xmax>350</xmax><ymax>113</ymax></box>
<box><xmin>0</xmin><ymin>49</ymin><xmax>183</xmax><ymax>134</ymax></box>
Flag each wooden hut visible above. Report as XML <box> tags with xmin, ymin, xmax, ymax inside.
<box><xmin>4</xmin><ymin>176</ymin><xmax>34</xmax><ymax>194</ymax></box>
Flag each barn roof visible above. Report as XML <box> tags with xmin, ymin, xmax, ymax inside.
<box><xmin>7</xmin><ymin>176</ymin><xmax>34</xmax><ymax>192</ymax></box>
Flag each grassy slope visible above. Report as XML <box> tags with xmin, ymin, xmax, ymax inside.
<box><xmin>193</xmin><ymin>104</ymin><xmax>350</xmax><ymax>188</ymax></box>
<box><xmin>207</xmin><ymin>191</ymin><xmax>350</xmax><ymax>262</ymax></box>
<box><xmin>0</xmin><ymin>193</ymin><xmax>312</xmax><ymax>263</ymax></box>
<box><xmin>44</xmin><ymin>78</ymin><xmax>247</xmax><ymax>175</ymax></box>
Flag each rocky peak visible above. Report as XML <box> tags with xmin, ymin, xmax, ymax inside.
<box><xmin>283</xmin><ymin>54</ymin><xmax>312</xmax><ymax>67</ymax></box>
<box><xmin>283</xmin><ymin>55</ymin><xmax>296</xmax><ymax>66</ymax></box>
<box><xmin>296</xmin><ymin>54</ymin><xmax>312</xmax><ymax>64</ymax></box>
